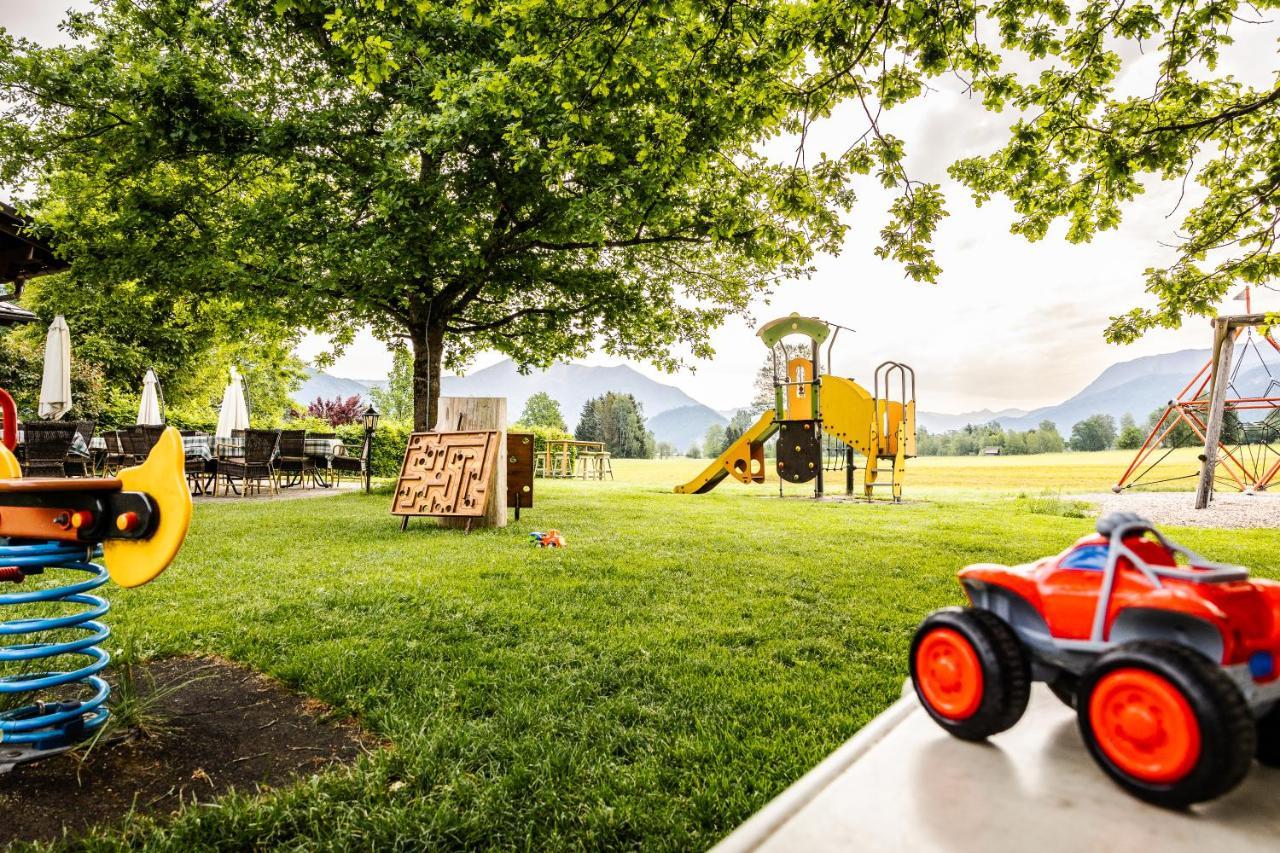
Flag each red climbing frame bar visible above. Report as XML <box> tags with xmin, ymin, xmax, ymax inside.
<box><xmin>1116</xmin><ymin>323</ymin><xmax>1280</xmax><ymax>493</ymax></box>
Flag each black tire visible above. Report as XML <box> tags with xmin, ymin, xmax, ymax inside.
<box><xmin>1047</xmin><ymin>672</ymin><xmax>1079</xmax><ymax>710</ymax></box>
<box><xmin>1255</xmin><ymin>702</ymin><xmax>1280</xmax><ymax>767</ymax></box>
<box><xmin>1077</xmin><ymin>642</ymin><xmax>1254</xmax><ymax>808</ymax></box>
<box><xmin>909</xmin><ymin>607</ymin><xmax>1031</xmax><ymax>741</ymax></box>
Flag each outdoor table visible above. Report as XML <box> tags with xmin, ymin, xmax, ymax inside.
<box><xmin>211</xmin><ymin>435</ymin><xmax>346</xmax><ymax>461</ymax></box>
<box><xmin>540</xmin><ymin>440</ymin><xmax>605</xmax><ymax>479</ymax></box>
<box><xmin>89</xmin><ymin>434</ymin><xmax>212</xmax><ymax>457</ymax></box>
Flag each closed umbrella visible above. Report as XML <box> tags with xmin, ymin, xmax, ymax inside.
<box><xmin>137</xmin><ymin>368</ymin><xmax>163</xmax><ymax>425</ymax></box>
<box><xmin>215</xmin><ymin>367</ymin><xmax>249</xmax><ymax>439</ymax></box>
<box><xmin>37</xmin><ymin>314</ymin><xmax>71</xmax><ymax>420</ymax></box>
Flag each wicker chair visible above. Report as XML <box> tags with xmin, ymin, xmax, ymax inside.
<box><xmin>329</xmin><ymin>430</ymin><xmax>372</xmax><ymax>488</ymax></box>
<box><xmin>137</xmin><ymin>425</ymin><xmax>165</xmax><ymax>455</ymax></box>
<box><xmin>276</xmin><ymin>429</ymin><xmax>316</xmax><ymax>489</ymax></box>
<box><xmin>102</xmin><ymin>430</ymin><xmax>130</xmax><ymax>474</ymax></box>
<box><xmin>218</xmin><ymin>428</ymin><xmax>279</xmax><ymax>496</ymax></box>
<box><xmin>63</xmin><ymin>420</ymin><xmax>96</xmax><ymax>477</ymax></box>
<box><xmin>183</xmin><ymin>435</ymin><xmax>216</xmax><ymax>495</ymax></box>
<box><xmin>118</xmin><ymin>428</ymin><xmax>147</xmax><ymax>467</ymax></box>
<box><xmin>22</xmin><ymin>422</ymin><xmax>77</xmax><ymax>477</ymax></box>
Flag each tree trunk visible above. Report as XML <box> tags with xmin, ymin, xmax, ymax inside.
<box><xmin>410</xmin><ymin>321</ymin><xmax>445</xmax><ymax>431</ymax></box>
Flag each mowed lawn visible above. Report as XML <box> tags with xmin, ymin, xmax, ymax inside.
<box><xmin>78</xmin><ymin>453</ymin><xmax>1271</xmax><ymax>850</ymax></box>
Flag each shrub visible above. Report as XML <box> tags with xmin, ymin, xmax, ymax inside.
<box><xmin>336</xmin><ymin>420</ymin><xmax>412</xmax><ymax>478</ymax></box>
<box><xmin>308</xmin><ymin>395</ymin><xmax>364</xmax><ymax>426</ymax></box>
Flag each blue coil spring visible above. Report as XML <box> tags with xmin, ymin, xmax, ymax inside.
<box><xmin>0</xmin><ymin>541</ymin><xmax>111</xmax><ymax>751</ymax></box>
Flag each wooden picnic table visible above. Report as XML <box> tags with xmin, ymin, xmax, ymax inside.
<box><xmin>540</xmin><ymin>440</ymin><xmax>606</xmax><ymax>479</ymax></box>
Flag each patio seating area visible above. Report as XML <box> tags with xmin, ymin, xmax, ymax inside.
<box><xmin>13</xmin><ymin>421</ymin><xmax>368</xmax><ymax>497</ymax></box>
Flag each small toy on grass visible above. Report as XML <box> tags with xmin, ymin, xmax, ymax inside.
<box><xmin>910</xmin><ymin>511</ymin><xmax>1280</xmax><ymax>808</ymax></box>
<box><xmin>529</xmin><ymin>530</ymin><xmax>564</xmax><ymax>548</ymax></box>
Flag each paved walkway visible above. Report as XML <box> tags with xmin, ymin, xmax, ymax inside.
<box><xmin>715</xmin><ymin>684</ymin><xmax>1280</xmax><ymax>852</ymax></box>
<box><xmin>193</xmin><ymin>482</ymin><xmax>363</xmax><ymax>503</ymax></box>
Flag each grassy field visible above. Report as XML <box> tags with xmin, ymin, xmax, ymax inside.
<box><xmin>28</xmin><ymin>452</ymin><xmax>1275</xmax><ymax>849</ymax></box>
<box><xmin>630</xmin><ymin>447</ymin><xmax>1205</xmax><ymax>496</ymax></box>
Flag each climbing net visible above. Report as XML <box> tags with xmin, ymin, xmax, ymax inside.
<box><xmin>1116</xmin><ymin>328</ymin><xmax>1280</xmax><ymax>492</ymax></box>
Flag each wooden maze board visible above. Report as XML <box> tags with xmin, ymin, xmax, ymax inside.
<box><xmin>506</xmin><ymin>432</ymin><xmax>534</xmax><ymax>509</ymax></box>
<box><xmin>392</xmin><ymin>431</ymin><xmax>501</xmax><ymax>518</ymax></box>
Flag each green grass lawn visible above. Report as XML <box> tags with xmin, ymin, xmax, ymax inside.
<box><xmin>43</xmin><ymin>456</ymin><xmax>1279</xmax><ymax>849</ymax></box>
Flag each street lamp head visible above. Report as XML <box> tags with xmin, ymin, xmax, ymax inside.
<box><xmin>363</xmin><ymin>403</ymin><xmax>379</xmax><ymax>432</ymax></box>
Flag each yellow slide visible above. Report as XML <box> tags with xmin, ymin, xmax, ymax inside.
<box><xmin>673</xmin><ymin>411</ymin><xmax>778</xmax><ymax>494</ymax></box>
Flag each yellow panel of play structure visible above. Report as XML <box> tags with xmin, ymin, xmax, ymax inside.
<box><xmin>104</xmin><ymin>427</ymin><xmax>193</xmax><ymax>588</ymax></box>
<box><xmin>818</xmin><ymin>376</ymin><xmax>876</xmax><ymax>457</ymax></box>
<box><xmin>673</xmin><ymin>411</ymin><xmax>777</xmax><ymax>494</ymax></box>
<box><xmin>785</xmin><ymin>357</ymin><xmax>817</xmax><ymax>420</ymax></box>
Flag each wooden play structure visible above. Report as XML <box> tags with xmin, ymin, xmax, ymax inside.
<box><xmin>674</xmin><ymin>314</ymin><xmax>917</xmax><ymax>500</ymax></box>
<box><xmin>1114</xmin><ymin>294</ymin><xmax>1280</xmax><ymax>505</ymax></box>
<box><xmin>391</xmin><ymin>396</ymin><xmax>535</xmax><ymax>529</ymax></box>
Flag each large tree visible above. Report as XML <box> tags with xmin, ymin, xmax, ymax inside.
<box><xmin>0</xmin><ymin>0</ymin><xmax>900</xmax><ymax>429</ymax></box>
<box><xmin>4</xmin><ymin>1</ymin><xmax>1270</xmax><ymax>435</ymax></box>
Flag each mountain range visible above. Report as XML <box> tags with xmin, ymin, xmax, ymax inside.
<box><xmin>294</xmin><ymin>342</ymin><xmax>1280</xmax><ymax>446</ymax></box>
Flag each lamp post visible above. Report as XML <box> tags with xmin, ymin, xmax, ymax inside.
<box><xmin>362</xmin><ymin>403</ymin><xmax>379</xmax><ymax>494</ymax></box>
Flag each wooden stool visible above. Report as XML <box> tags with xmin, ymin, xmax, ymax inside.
<box><xmin>597</xmin><ymin>452</ymin><xmax>613</xmax><ymax>480</ymax></box>
<box><xmin>575</xmin><ymin>452</ymin><xmax>599</xmax><ymax>479</ymax></box>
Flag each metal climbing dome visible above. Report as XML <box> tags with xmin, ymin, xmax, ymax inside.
<box><xmin>1115</xmin><ymin>309</ymin><xmax>1280</xmax><ymax>493</ymax></box>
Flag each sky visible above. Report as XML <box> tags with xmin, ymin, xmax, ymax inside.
<box><xmin>4</xmin><ymin>2</ymin><xmax>1278</xmax><ymax>414</ymax></box>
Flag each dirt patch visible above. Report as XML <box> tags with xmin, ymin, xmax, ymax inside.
<box><xmin>0</xmin><ymin>656</ymin><xmax>375</xmax><ymax>847</ymax></box>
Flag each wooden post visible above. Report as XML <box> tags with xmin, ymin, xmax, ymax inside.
<box><xmin>1194</xmin><ymin>319</ymin><xmax>1234</xmax><ymax>509</ymax></box>
<box><xmin>435</xmin><ymin>396</ymin><xmax>507</xmax><ymax>528</ymax></box>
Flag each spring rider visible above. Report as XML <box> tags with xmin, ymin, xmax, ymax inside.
<box><xmin>0</xmin><ymin>389</ymin><xmax>191</xmax><ymax>773</ymax></box>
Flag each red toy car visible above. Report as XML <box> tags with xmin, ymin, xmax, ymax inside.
<box><xmin>910</xmin><ymin>511</ymin><xmax>1280</xmax><ymax>807</ymax></box>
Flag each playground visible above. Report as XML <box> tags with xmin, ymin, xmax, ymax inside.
<box><xmin>1</xmin><ymin>453</ymin><xmax>1275</xmax><ymax>848</ymax></box>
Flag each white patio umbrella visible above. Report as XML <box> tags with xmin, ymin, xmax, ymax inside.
<box><xmin>37</xmin><ymin>315</ymin><xmax>71</xmax><ymax>420</ymax></box>
<box><xmin>215</xmin><ymin>367</ymin><xmax>250</xmax><ymax>438</ymax></box>
<box><xmin>137</xmin><ymin>368</ymin><xmax>164</xmax><ymax>425</ymax></box>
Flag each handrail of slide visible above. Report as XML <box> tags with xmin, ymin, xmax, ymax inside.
<box><xmin>674</xmin><ymin>411</ymin><xmax>778</xmax><ymax>494</ymax></box>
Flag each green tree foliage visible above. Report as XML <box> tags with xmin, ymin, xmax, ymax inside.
<box><xmin>574</xmin><ymin>399</ymin><xmax>600</xmax><ymax>444</ymax></box>
<box><xmin>0</xmin><ymin>271</ymin><xmax>303</xmax><ymax>427</ymax></box>
<box><xmin>518</xmin><ymin>392</ymin><xmax>567</xmax><ymax>431</ymax></box>
<box><xmin>1070</xmin><ymin>414</ymin><xmax>1118</xmax><ymax>452</ymax></box>
<box><xmin>702</xmin><ymin>424</ymin><xmax>726</xmax><ymax>459</ymax></box>
<box><xmin>574</xmin><ymin>392</ymin><xmax>653</xmax><ymax>458</ymax></box>
<box><xmin>721</xmin><ymin>410</ymin><xmax>756</xmax><ymax>453</ymax></box>
<box><xmin>0</xmin><ymin>0</ymin><xmax>1262</xmax><ymax>435</ymax></box>
<box><xmin>0</xmin><ymin>0</ymin><xmax>935</xmax><ymax>431</ymax></box>
<box><xmin>1116</xmin><ymin>414</ymin><xmax>1146</xmax><ymax>450</ymax></box>
<box><xmin>1146</xmin><ymin>407</ymin><xmax>1198</xmax><ymax>448</ymax></box>
<box><xmin>686</xmin><ymin>443</ymin><xmax>702</xmax><ymax>459</ymax></box>
<box><xmin>751</xmin><ymin>343</ymin><xmax>806</xmax><ymax>415</ymax></box>
<box><xmin>370</xmin><ymin>347</ymin><xmax>413</xmax><ymax>423</ymax></box>
<box><xmin>942</xmin><ymin>2</ymin><xmax>1280</xmax><ymax>341</ymax></box>
<box><xmin>916</xmin><ymin>420</ymin><xmax>1065</xmax><ymax>456</ymax></box>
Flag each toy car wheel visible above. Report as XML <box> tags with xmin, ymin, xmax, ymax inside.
<box><xmin>1078</xmin><ymin>642</ymin><xmax>1254</xmax><ymax>808</ymax></box>
<box><xmin>1254</xmin><ymin>702</ymin><xmax>1280</xmax><ymax>767</ymax></box>
<box><xmin>909</xmin><ymin>607</ymin><xmax>1030</xmax><ymax>741</ymax></box>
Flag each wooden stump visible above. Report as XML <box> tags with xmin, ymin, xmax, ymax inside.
<box><xmin>434</xmin><ymin>397</ymin><xmax>507</xmax><ymax>528</ymax></box>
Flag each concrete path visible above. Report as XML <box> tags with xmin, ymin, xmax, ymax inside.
<box><xmin>193</xmin><ymin>482</ymin><xmax>363</xmax><ymax>503</ymax></box>
<box><xmin>715</xmin><ymin>684</ymin><xmax>1280</xmax><ymax>852</ymax></box>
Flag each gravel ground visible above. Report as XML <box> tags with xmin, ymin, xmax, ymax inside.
<box><xmin>1071</xmin><ymin>490</ymin><xmax>1280</xmax><ymax>529</ymax></box>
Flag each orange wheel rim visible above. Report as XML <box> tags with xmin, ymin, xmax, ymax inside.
<box><xmin>1089</xmin><ymin>668</ymin><xmax>1201</xmax><ymax>783</ymax></box>
<box><xmin>915</xmin><ymin>628</ymin><xmax>983</xmax><ymax>720</ymax></box>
